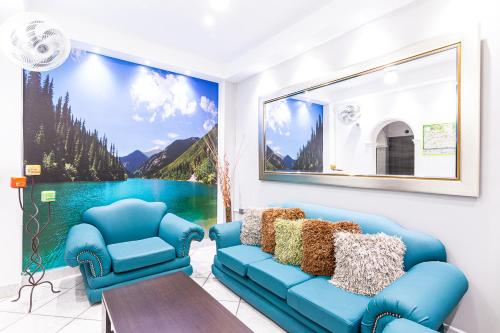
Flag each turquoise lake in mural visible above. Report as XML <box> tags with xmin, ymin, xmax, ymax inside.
<box><xmin>22</xmin><ymin>178</ymin><xmax>217</xmax><ymax>269</ymax></box>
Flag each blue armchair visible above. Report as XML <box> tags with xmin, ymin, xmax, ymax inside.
<box><xmin>65</xmin><ymin>198</ymin><xmax>204</xmax><ymax>303</ymax></box>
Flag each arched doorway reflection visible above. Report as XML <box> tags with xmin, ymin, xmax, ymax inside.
<box><xmin>376</xmin><ymin>121</ymin><xmax>414</xmax><ymax>176</ymax></box>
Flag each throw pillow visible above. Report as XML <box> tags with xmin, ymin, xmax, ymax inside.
<box><xmin>274</xmin><ymin>218</ymin><xmax>304</xmax><ymax>266</ymax></box>
<box><xmin>261</xmin><ymin>208</ymin><xmax>305</xmax><ymax>253</ymax></box>
<box><xmin>330</xmin><ymin>232</ymin><xmax>406</xmax><ymax>296</ymax></box>
<box><xmin>240</xmin><ymin>208</ymin><xmax>264</xmax><ymax>246</ymax></box>
<box><xmin>301</xmin><ymin>220</ymin><xmax>362</xmax><ymax>276</ymax></box>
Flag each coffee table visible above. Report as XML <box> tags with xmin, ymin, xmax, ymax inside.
<box><xmin>102</xmin><ymin>271</ymin><xmax>252</xmax><ymax>333</ymax></box>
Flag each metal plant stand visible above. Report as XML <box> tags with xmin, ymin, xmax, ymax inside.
<box><xmin>11</xmin><ymin>177</ymin><xmax>60</xmax><ymax>312</ymax></box>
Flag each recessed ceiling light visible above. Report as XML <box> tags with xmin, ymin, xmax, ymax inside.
<box><xmin>210</xmin><ymin>0</ymin><xmax>230</xmax><ymax>11</ymax></box>
<box><xmin>203</xmin><ymin>15</ymin><xmax>215</xmax><ymax>27</ymax></box>
<box><xmin>144</xmin><ymin>60</ymin><xmax>151</xmax><ymax>66</ymax></box>
<box><xmin>184</xmin><ymin>70</ymin><xmax>192</xmax><ymax>76</ymax></box>
<box><xmin>93</xmin><ymin>47</ymin><xmax>101</xmax><ymax>53</ymax></box>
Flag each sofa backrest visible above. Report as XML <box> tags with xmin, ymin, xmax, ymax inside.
<box><xmin>281</xmin><ymin>201</ymin><xmax>446</xmax><ymax>270</ymax></box>
<box><xmin>82</xmin><ymin>198</ymin><xmax>168</xmax><ymax>245</ymax></box>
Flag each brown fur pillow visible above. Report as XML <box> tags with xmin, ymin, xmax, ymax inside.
<box><xmin>261</xmin><ymin>208</ymin><xmax>305</xmax><ymax>253</ymax></box>
<box><xmin>301</xmin><ymin>220</ymin><xmax>361</xmax><ymax>276</ymax></box>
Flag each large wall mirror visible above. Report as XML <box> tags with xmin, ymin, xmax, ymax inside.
<box><xmin>259</xmin><ymin>34</ymin><xmax>480</xmax><ymax>197</ymax></box>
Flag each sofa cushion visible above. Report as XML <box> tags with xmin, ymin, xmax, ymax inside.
<box><xmin>218</xmin><ymin>245</ymin><xmax>272</xmax><ymax>277</ymax></box>
<box><xmin>107</xmin><ymin>237</ymin><xmax>175</xmax><ymax>273</ymax></box>
<box><xmin>261</xmin><ymin>208</ymin><xmax>305</xmax><ymax>253</ymax></box>
<box><xmin>247</xmin><ymin>259</ymin><xmax>312</xmax><ymax>299</ymax></box>
<box><xmin>240</xmin><ymin>208</ymin><xmax>264</xmax><ymax>246</ymax></box>
<box><xmin>274</xmin><ymin>218</ymin><xmax>304</xmax><ymax>266</ymax></box>
<box><xmin>287</xmin><ymin>277</ymin><xmax>371</xmax><ymax>333</ymax></box>
<box><xmin>330</xmin><ymin>232</ymin><xmax>406</xmax><ymax>296</ymax></box>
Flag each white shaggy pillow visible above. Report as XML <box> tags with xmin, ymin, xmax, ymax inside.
<box><xmin>240</xmin><ymin>209</ymin><xmax>264</xmax><ymax>245</ymax></box>
<box><xmin>330</xmin><ymin>232</ymin><xmax>406</xmax><ymax>296</ymax></box>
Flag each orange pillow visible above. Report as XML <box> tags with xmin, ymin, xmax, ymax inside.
<box><xmin>261</xmin><ymin>208</ymin><xmax>305</xmax><ymax>253</ymax></box>
<box><xmin>301</xmin><ymin>219</ymin><xmax>361</xmax><ymax>276</ymax></box>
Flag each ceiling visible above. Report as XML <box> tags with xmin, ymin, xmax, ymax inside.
<box><xmin>22</xmin><ymin>0</ymin><xmax>417</xmax><ymax>81</ymax></box>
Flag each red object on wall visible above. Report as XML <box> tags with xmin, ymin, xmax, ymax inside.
<box><xmin>10</xmin><ymin>177</ymin><xmax>27</xmax><ymax>188</ymax></box>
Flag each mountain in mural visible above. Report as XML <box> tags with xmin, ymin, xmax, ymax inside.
<box><xmin>294</xmin><ymin>114</ymin><xmax>323</xmax><ymax>172</ymax></box>
<box><xmin>155</xmin><ymin>126</ymin><xmax>217</xmax><ymax>184</ymax></box>
<box><xmin>144</xmin><ymin>147</ymin><xmax>163</xmax><ymax>157</ymax></box>
<box><xmin>23</xmin><ymin>71</ymin><xmax>126</xmax><ymax>183</ymax></box>
<box><xmin>120</xmin><ymin>150</ymin><xmax>148</xmax><ymax>174</ymax></box>
<box><xmin>265</xmin><ymin>146</ymin><xmax>284</xmax><ymax>171</ymax></box>
<box><xmin>136</xmin><ymin>137</ymin><xmax>199</xmax><ymax>178</ymax></box>
<box><xmin>282</xmin><ymin>155</ymin><xmax>296</xmax><ymax>170</ymax></box>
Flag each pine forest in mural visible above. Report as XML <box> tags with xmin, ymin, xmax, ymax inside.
<box><xmin>23</xmin><ymin>49</ymin><xmax>218</xmax><ymax>269</ymax></box>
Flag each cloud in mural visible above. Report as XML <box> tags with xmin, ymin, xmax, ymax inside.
<box><xmin>149</xmin><ymin>112</ymin><xmax>157</xmax><ymax>123</ymax></box>
<box><xmin>132</xmin><ymin>114</ymin><xmax>144</xmax><ymax>122</ymax></box>
<box><xmin>152</xmin><ymin>139</ymin><xmax>168</xmax><ymax>146</ymax></box>
<box><xmin>200</xmin><ymin>96</ymin><xmax>217</xmax><ymax>117</ymax></box>
<box><xmin>130</xmin><ymin>70</ymin><xmax>198</xmax><ymax>120</ymax></box>
<box><xmin>266</xmin><ymin>100</ymin><xmax>291</xmax><ymax>135</ymax></box>
<box><xmin>203</xmin><ymin>119</ymin><xmax>216</xmax><ymax>131</ymax></box>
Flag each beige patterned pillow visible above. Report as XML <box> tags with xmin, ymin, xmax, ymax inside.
<box><xmin>274</xmin><ymin>218</ymin><xmax>304</xmax><ymax>266</ymax></box>
<box><xmin>240</xmin><ymin>209</ymin><xmax>264</xmax><ymax>245</ymax></box>
<box><xmin>330</xmin><ymin>232</ymin><xmax>406</xmax><ymax>296</ymax></box>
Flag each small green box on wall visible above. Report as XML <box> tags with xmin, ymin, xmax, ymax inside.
<box><xmin>41</xmin><ymin>191</ymin><xmax>56</xmax><ymax>203</ymax></box>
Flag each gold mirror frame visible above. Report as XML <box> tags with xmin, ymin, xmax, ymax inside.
<box><xmin>258</xmin><ymin>33</ymin><xmax>480</xmax><ymax>197</ymax></box>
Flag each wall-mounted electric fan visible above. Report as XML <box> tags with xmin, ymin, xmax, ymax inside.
<box><xmin>338</xmin><ymin>104</ymin><xmax>361</xmax><ymax>125</ymax></box>
<box><xmin>0</xmin><ymin>12</ymin><xmax>70</xmax><ymax>71</ymax></box>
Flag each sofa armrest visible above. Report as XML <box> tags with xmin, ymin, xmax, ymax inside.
<box><xmin>64</xmin><ymin>223</ymin><xmax>111</xmax><ymax>277</ymax></box>
<box><xmin>382</xmin><ymin>319</ymin><xmax>438</xmax><ymax>333</ymax></box>
<box><xmin>209</xmin><ymin>221</ymin><xmax>242</xmax><ymax>249</ymax></box>
<box><xmin>158</xmin><ymin>213</ymin><xmax>205</xmax><ymax>257</ymax></box>
<box><xmin>361</xmin><ymin>261</ymin><xmax>468</xmax><ymax>333</ymax></box>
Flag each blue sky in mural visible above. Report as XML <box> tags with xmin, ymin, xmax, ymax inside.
<box><xmin>46</xmin><ymin>48</ymin><xmax>218</xmax><ymax>156</ymax></box>
<box><xmin>265</xmin><ymin>98</ymin><xmax>323</xmax><ymax>158</ymax></box>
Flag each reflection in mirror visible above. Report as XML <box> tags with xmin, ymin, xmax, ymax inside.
<box><xmin>264</xmin><ymin>99</ymin><xmax>324</xmax><ymax>172</ymax></box>
<box><xmin>263</xmin><ymin>44</ymin><xmax>459</xmax><ymax>179</ymax></box>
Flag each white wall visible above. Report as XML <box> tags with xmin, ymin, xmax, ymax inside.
<box><xmin>0</xmin><ymin>1</ymin><xmax>25</xmax><ymax>289</ymax></box>
<box><xmin>229</xmin><ymin>0</ymin><xmax>500</xmax><ymax>331</ymax></box>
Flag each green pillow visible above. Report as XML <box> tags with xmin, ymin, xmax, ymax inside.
<box><xmin>274</xmin><ymin>218</ymin><xmax>304</xmax><ymax>266</ymax></box>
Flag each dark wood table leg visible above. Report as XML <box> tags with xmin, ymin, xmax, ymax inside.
<box><xmin>102</xmin><ymin>299</ymin><xmax>112</xmax><ymax>333</ymax></box>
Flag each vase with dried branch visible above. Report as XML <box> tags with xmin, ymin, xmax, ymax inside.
<box><xmin>204</xmin><ymin>130</ymin><xmax>239</xmax><ymax>222</ymax></box>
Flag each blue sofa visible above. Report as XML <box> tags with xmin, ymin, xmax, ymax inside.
<box><xmin>209</xmin><ymin>202</ymin><xmax>467</xmax><ymax>333</ymax></box>
<box><xmin>65</xmin><ymin>198</ymin><xmax>204</xmax><ymax>303</ymax></box>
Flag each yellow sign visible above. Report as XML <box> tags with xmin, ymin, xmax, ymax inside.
<box><xmin>25</xmin><ymin>165</ymin><xmax>41</xmax><ymax>176</ymax></box>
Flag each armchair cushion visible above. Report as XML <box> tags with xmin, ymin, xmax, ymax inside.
<box><xmin>107</xmin><ymin>237</ymin><xmax>175</xmax><ymax>273</ymax></box>
<box><xmin>361</xmin><ymin>261</ymin><xmax>468</xmax><ymax>333</ymax></box>
<box><xmin>65</xmin><ymin>223</ymin><xmax>112</xmax><ymax>277</ymax></box>
<box><xmin>158</xmin><ymin>213</ymin><xmax>204</xmax><ymax>257</ymax></box>
<box><xmin>83</xmin><ymin>199</ymin><xmax>167</xmax><ymax>244</ymax></box>
<box><xmin>287</xmin><ymin>277</ymin><xmax>371</xmax><ymax>333</ymax></box>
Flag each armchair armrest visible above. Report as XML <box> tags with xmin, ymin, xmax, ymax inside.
<box><xmin>158</xmin><ymin>213</ymin><xmax>205</xmax><ymax>257</ymax></box>
<box><xmin>382</xmin><ymin>319</ymin><xmax>438</xmax><ymax>333</ymax></box>
<box><xmin>361</xmin><ymin>261</ymin><xmax>468</xmax><ymax>333</ymax></box>
<box><xmin>64</xmin><ymin>223</ymin><xmax>111</xmax><ymax>278</ymax></box>
<box><xmin>209</xmin><ymin>221</ymin><xmax>242</xmax><ymax>249</ymax></box>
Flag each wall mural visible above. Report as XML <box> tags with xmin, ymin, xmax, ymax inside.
<box><xmin>23</xmin><ymin>48</ymin><xmax>218</xmax><ymax>269</ymax></box>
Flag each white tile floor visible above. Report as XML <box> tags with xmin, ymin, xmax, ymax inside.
<box><xmin>0</xmin><ymin>238</ymin><xmax>285</xmax><ymax>332</ymax></box>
